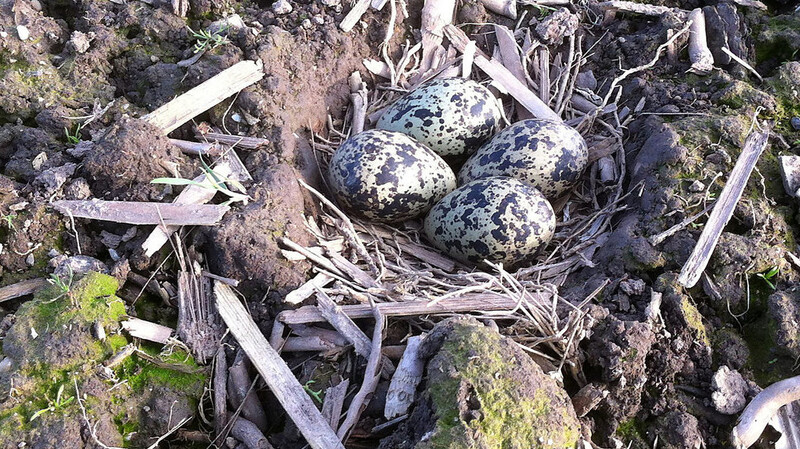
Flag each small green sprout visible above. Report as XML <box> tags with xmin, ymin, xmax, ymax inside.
<box><xmin>64</xmin><ymin>122</ymin><xmax>83</xmax><ymax>145</ymax></box>
<box><xmin>1</xmin><ymin>213</ymin><xmax>16</xmax><ymax>230</ymax></box>
<box><xmin>151</xmin><ymin>156</ymin><xmax>251</xmax><ymax>206</ymax></box>
<box><xmin>45</xmin><ymin>266</ymin><xmax>74</xmax><ymax>304</ymax></box>
<box><xmin>756</xmin><ymin>266</ymin><xmax>779</xmax><ymax>290</ymax></box>
<box><xmin>188</xmin><ymin>25</ymin><xmax>230</xmax><ymax>54</ymax></box>
<box><xmin>30</xmin><ymin>384</ymin><xmax>75</xmax><ymax>422</ymax></box>
<box><xmin>303</xmin><ymin>380</ymin><xmax>324</xmax><ymax>403</ymax></box>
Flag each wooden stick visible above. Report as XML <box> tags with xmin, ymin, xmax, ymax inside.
<box><xmin>0</xmin><ymin>278</ymin><xmax>47</xmax><ymax>303</ymax></box>
<box><xmin>322</xmin><ymin>380</ymin><xmax>350</xmax><ymax>430</ymax></box>
<box><xmin>339</xmin><ymin>0</ymin><xmax>372</xmax><ymax>32</ymax></box>
<box><xmin>384</xmin><ymin>334</ymin><xmax>424</xmax><ymax>419</ymax></box>
<box><xmin>214</xmin><ymin>283</ymin><xmax>345</xmax><ymax>449</ymax></box>
<box><xmin>595</xmin><ymin>1</ymin><xmax>687</xmax><ymax>17</ymax></box>
<box><xmin>52</xmin><ymin>200</ymin><xmax>230</xmax><ymax>226</ymax></box>
<box><xmin>228</xmin><ymin>351</ymin><xmax>270</xmax><ymax>432</ymax></box>
<box><xmin>231</xmin><ymin>417</ymin><xmax>275</xmax><ymax>449</ymax></box>
<box><xmin>687</xmin><ymin>9</ymin><xmax>714</xmax><ymax>75</ymax></box>
<box><xmin>678</xmin><ymin>125</ymin><xmax>770</xmax><ymax>288</ymax></box>
<box><xmin>315</xmin><ymin>290</ymin><xmax>373</xmax><ymax>358</ymax></box>
<box><xmin>649</xmin><ymin>202</ymin><xmax>715</xmax><ymax>246</ymax></box>
<box><xmin>143</xmin><ymin>61</ymin><xmax>264</xmax><ymax>134</ymax></box>
<box><xmin>443</xmin><ymin>25</ymin><xmax>561</xmax><ymax>122</ymax></box>
<box><xmin>336</xmin><ymin>305</ymin><xmax>384</xmax><ymax>441</ymax></box>
<box><xmin>277</xmin><ymin>294</ymin><xmax>519</xmax><ymax>325</ymax></box>
<box><xmin>481</xmin><ymin>0</ymin><xmax>516</xmax><ymax>19</ymax></box>
<box><xmin>349</xmin><ymin>72</ymin><xmax>368</xmax><ymax>135</ymax></box>
<box><xmin>722</xmin><ymin>47</ymin><xmax>763</xmax><ymax>82</ymax></box>
<box><xmin>170</xmin><ymin>139</ymin><xmax>223</xmax><ymax>157</ymax></box>
<box><xmin>198</xmin><ymin>132</ymin><xmax>270</xmax><ymax>150</ymax></box>
<box><xmin>732</xmin><ymin>375</ymin><xmax>800</xmax><ymax>448</ymax></box>
<box><xmin>121</xmin><ymin>317</ymin><xmax>174</xmax><ymax>344</ymax></box>
<box><xmin>214</xmin><ymin>349</ymin><xmax>229</xmax><ymax>440</ymax></box>
<box><xmin>285</xmin><ymin>273</ymin><xmax>335</xmax><ymax>305</ymax></box>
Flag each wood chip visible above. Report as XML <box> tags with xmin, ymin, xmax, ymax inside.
<box><xmin>687</xmin><ymin>9</ymin><xmax>714</xmax><ymax>75</ymax></box>
<box><xmin>52</xmin><ymin>200</ymin><xmax>230</xmax><ymax>226</ymax></box>
<box><xmin>0</xmin><ymin>278</ymin><xmax>48</xmax><ymax>303</ymax></box>
<box><xmin>143</xmin><ymin>60</ymin><xmax>264</xmax><ymax>134</ymax></box>
<box><xmin>214</xmin><ymin>283</ymin><xmax>345</xmax><ymax>449</ymax></box>
<box><xmin>121</xmin><ymin>317</ymin><xmax>174</xmax><ymax>344</ymax></box>
<box><xmin>285</xmin><ymin>273</ymin><xmax>335</xmax><ymax>305</ymax></box>
<box><xmin>678</xmin><ymin>125</ymin><xmax>770</xmax><ymax>288</ymax></box>
<box><xmin>339</xmin><ymin>0</ymin><xmax>372</xmax><ymax>32</ymax></box>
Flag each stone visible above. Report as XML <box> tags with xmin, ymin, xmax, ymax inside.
<box><xmin>779</xmin><ymin>155</ymin><xmax>800</xmax><ymax>198</ymax></box>
<box><xmin>272</xmin><ymin>0</ymin><xmax>293</xmax><ymax>14</ymax></box>
<box><xmin>711</xmin><ymin>365</ymin><xmax>749</xmax><ymax>414</ymax></box>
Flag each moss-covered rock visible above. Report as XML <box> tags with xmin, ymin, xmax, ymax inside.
<box><xmin>0</xmin><ymin>272</ymin><xmax>206</xmax><ymax>448</ymax></box>
<box><xmin>382</xmin><ymin>318</ymin><xmax>580</xmax><ymax>449</ymax></box>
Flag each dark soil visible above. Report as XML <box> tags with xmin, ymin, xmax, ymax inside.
<box><xmin>1</xmin><ymin>0</ymin><xmax>800</xmax><ymax>446</ymax></box>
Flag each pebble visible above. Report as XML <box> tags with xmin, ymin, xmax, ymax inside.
<box><xmin>688</xmin><ymin>180</ymin><xmax>705</xmax><ymax>192</ymax></box>
<box><xmin>16</xmin><ymin>25</ymin><xmax>29</xmax><ymax>41</ymax></box>
<box><xmin>313</xmin><ymin>14</ymin><xmax>325</xmax><ymax>25</ymax></box>
<box><xmin>301</xmin><ymin>18</ymin><xmax>312</xmax><ymax>29</ymax></box>
<box><xmin>791</xmin><ymin>116</ymin><xmax>800</xmax><ymax>130</ymax></box>
<box><xmin>320</xmin><ymin>0</ymin><xmax>340</xmax><ymax>7</ymax></box>
<box><xmin>272</xmin><ymin>0</ymin><xmax>292</xmax><ymax>14</ymax></box>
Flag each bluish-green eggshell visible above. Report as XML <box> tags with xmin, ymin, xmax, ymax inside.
<box><xmin>458</xmin><ymin>119</ymin><xmax>588</xmax><ymax>199</ymax></box>
<box><xmin>423</xmin><ymin>177</ymin><xmax>556</xmax><ymax>267</ymax></box>
<box><xmin>328</xmin><ymin>130</ymin><xmax>457</xmax><ymax>223</ymax></box>
<box><xmin>376</xmin><ymin>77</ymin><xmax>502</xmax><ymax>158</ymax></box>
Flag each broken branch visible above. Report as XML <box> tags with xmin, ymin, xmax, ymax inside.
<box><xmin>678</xmin><ymin>125</ymin><xmax>770</xmax><ymax>288</ymax></box>
<box><xmin>52</xmin><ymin>200</ymin><xmax>230</xmax><ymax>226</ymax></box>
<box><xmin>732</xmin><ymin>375</ymin><xmax>800</xmax><ymax>448</ymax></box>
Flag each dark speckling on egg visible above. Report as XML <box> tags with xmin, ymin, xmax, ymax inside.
<box><xmin>376</xmin><ymin>77</ymin><xmax>502</xmax><ymax>158</ymax></box>
<box><xmin>423</xmin><ymin>177</ymin><xmax>556</xmax><ymax>267</ymax></box>
<box><xmin>328</xmin><ymin>129</ymin><xmax>457</xmax><ymax>223</ymax></box>
<box><xmin>458</xmin><ymin>119</ymin><xmax>588</xmax><ymax>199</ymax></box>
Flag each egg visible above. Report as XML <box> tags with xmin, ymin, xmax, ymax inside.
<box><xmin>458</xmin><ymin>119</ymin><xmax>588</xmax><ymax>199</ymax></box>
<box><xmin>423</xmin><ymin>177</ymin><xmax>556</xmax><ymax>267</ymax></box>
<box><xmin>376</xmin><ymin>77</ymin><xmax>502</xmax><ymax>158</ymax></box>
<box><xmin>328</xmin><ymin>129</ymin><xmax>457</xmax><ymax>223</ymax></box>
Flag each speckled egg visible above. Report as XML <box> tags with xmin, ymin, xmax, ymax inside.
<box><xmin>328</xmin><ymin>129</ymin><xmax>457</xmax><ymax>223</ymax></box>
<box><xmin>376</xmin><ymin>77</ymin><xmax>502</xmax><ymax>158</ymax></box>
<box><xmin>458</xmin><ymin>119</ymin><xmax>588</xmax><ymax>199</ymax></box>
<box><xmin>423</xmin><ymin>177</ymin><xmax>556</xmax><ymax>267</ymax></box>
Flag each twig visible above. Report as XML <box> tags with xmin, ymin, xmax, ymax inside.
<box><xmin>228</xmin><ymin>351</ymin><xmax>269</xmax><ymax>431</ymax></box>
<box><xmin>169</xmin><ymin>139</ymin><xmax>223</xmax><ymax>157</ymax></box>
<box><xmin>443</xmin><ymin>25</ymin><xmax>561</xmax><ymax>122</ymax></box>
<box><xmin>285</xmin><ymin>273</ymin><xmax>335</xmax><ymax>305</ymax></box>
<box><xmin>74</xmin><ymin>378</ymin><xmax>124</xmax><ymax>449</ymax></box>
<box><xmin>277</xmin><ymin>294</ymin><xmax>519</xmax><ymax>325</ymax></box>
<box><xmin>595</xmin><ymin>1</ymin><xmax>688</xmax><ymax>17</ymax></box>
<box><xmin>732</xmin><ymin>375</ymin><xmax>800</xmax><ymax>448</ymax></box>
<box><xmin>384</xmin><ymin>334</ymin><xmax>425</xmax><ymax>419</ymax></box>
<box><xmin>51</xmin><ymin>200</ymin><xmax>230</xmax><ymax>226</ymax></box>
<box><xmin>143</xmin><ymin>61</ymin><xmax>264</xmax><ymax>134</ymax></box>
<box><xmin>197</xmin><ymin>132</ymin><xmax>269</xmax><ymax>150</ymax></box>
<box><xmin>214</xmin><ymin>283</ymin><xmax>345</xmax><ymax>449</ymax></box>
<box><xmin>0</xmin><ymin>278</ymin><xmax>48</xmax><ymax>303</ymax></box>
<box><xmin>349</xmin><ymin>72</ymin><xmax>368</xmax><ymax>135</ymax></box>
<box><xmin>146</xmin><ymin>416</ymin><xmax>192</xmax><ymax>449</ymax></box>
<box><xmin>339</xmin><ymin>0</ymin><xmax>372</xmax><ymax>32</ymax></box>
<box><xmin>231</xmin><ymin>417</ymin><xmax>275</xmax><ymax>449</ymax></box>
<box><xmin>678</xmin><ymin>124</ymin><xmax>770</xmax><ymax>288</ymax></box>
<box><xmin>687</xmin><ymin>9</ymin><xmax>714</xmax><ymax>75</ymax></box>
<box><xmin>321</xmin><ymin>380</ymin><xmax>350</xmax><ymax>430</ymax></box>
<box><xmin>336</xmin><ymin>304</ymin><xmax>384</xmax><ymax>441</ymax></box>
<box><xmin>722</xmin><ymin>47</ymin><xmax>763</xmax><ymax>82</ymax></box>
<box><xmin>314</xmin><ymin>289</ymin><xmax>373</xmax><ymax>358</ymax></box>
<box><xmin>648</xmin><ymin>201</ymin><xmax>715</xmax><ymax>246</ymax></box>
<box><xmin>214</xmin><ymin>349</ymin><xmax>228</xmax><ymax>439</ymax></box>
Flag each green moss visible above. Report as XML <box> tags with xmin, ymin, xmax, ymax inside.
<box><xmin>424</xmin><ymin>324</ymin><xmax>579</xmax><ymax>449</ymax></box>
<box><xmin>742</xmin><ymin>314</ymin><xmax>796</xmax><ymax>386</ymax></box>
<box><xmin>680</xmin><ymin>297</ymin><xmax>709</xmax><ymax>347</ymax></box>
